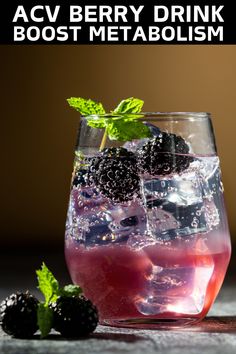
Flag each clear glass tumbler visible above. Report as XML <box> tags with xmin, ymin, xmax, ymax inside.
<box><xmin>65</xmin><ymin>112</ymin><xmax>231</xmax><ymax>328</ymax></box>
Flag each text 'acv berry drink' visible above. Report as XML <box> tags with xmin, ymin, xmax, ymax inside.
<box><xmin>65</xmin><ymin>97</ymin><xmax>231</xmax><ymax>328</ymax></box>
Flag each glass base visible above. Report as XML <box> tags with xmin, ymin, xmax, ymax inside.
<box><xmin>100</xmin><ymin>317</ymin><xmax>201</xmax><ymax>329</ymax></box>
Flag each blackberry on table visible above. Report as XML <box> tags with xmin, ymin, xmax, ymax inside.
<box><xmin>0</xmin><ymin>291</ymin><xmax>38</xmax><ymax>338</ymax></box>
<box><xmin>51</xmin><ymin>295</ymin><xmax>98</xmax><ymax>338</ymax></box>
<box><xmin>137</xmin><ymin>132</ymin><xmax>193</xmax><ymax>176</ymax></box>
<box><xmin>88</xmin><ymin>147</ymin><xmax>140</xmax><ymax>202</ymax></box>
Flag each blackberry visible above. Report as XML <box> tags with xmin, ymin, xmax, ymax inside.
<box><xmin>0</xmin><ymin>291</ymin><xmax>38</xmax><ymax>338</ymax></box>
<box><xmin>88</xmin><ymin>147</ymin><xmax>140</xmax><ymax>202</ymax></box>
<box><xmin>137</xmin><ymin>132</ymin><xmax>193</xmax><ymax>176</ymax></box>
<box><xmin>51</xmin><ymin>295</ymin><xmax>98</xmax><ymax>338</ymax></box>
<box><xmin>72</xmin><ymin>169</ymin><xmax>87</xmax><ymax>187</ymax></box>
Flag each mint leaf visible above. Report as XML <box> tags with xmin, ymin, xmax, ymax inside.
<box><xmin>113</xmin><ymin>97</ymin><xmax>144</xmax><ymax>114</ymax></box>
<box><xmin>36</xmin><ymin>263</ymin><xmax>59</xmax><ymax>305</ymax></box>
<box><xmin>75</xmin><ymin>150</ymin><xmax>84</xmax><ymax>160</ymax></box>
<box><xmin>37</xmin><ymin>303</ymin><xmax>53</xmax><ymax>339</ymax></box>
<box><xmin>107</xmin><ymin>97</ymin><xmax>148</xmax><ymax>140</ymax></box>
<box><xmin>107</xmin><ymin>119</ymin><xmax>151</xmax><ymax>141</ymax></box>
<box><xmin>67</xmin><ymin>97</ymin><xmax>106</xmax><ymax>115</ymax></box>
<box><xmin>60</xmin><ymin>285</ymin><xmax>83</xmax><ymax>297</ymax></box>
<box><xmin>87</xmin><ymin>117</ymin><xmax>106</xmax><ymax>129</ymax></box>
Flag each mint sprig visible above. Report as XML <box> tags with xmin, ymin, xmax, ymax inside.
<box><xmin>36</xmin><ymin>263</ymin><xmax>82</xmax><ymax>338</ymax></box>
<box><xmin>67</xmin><ymin>96</ymin><xmax>151</xmax><ymax>144</ymax></box>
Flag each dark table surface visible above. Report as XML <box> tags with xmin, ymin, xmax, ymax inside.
<box><xmin>0</xmin><ymin>250</ymin><xmax>235</xmax><ymax>354</ymax></box>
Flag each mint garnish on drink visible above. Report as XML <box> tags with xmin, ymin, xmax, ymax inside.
<box><xmin>67</xmin><ymin>97</ymin><xmax>107</xmax><ymax>129</ymax></box>
<box><xmin>67</xmin><ymin>97</ymin><xmax>151</xmax><ymax>146</ymax></box>
<box><xmin>113</xmin><ymin>97</ymin><xmax>144</xmax><ymax>114</ymax></box>
<box><xmin>105</xmin><ymin>118</ymin><xmax>150</xmax><ymax>142</ymax></box>
<box><xmin>67</xmin><ymin>97</ymin><xmax>106</xmax><ymax>115</ymax></box>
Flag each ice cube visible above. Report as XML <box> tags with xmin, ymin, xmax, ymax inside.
<box><xmin>123</xmin><ymin>139</ymin><xmax>149</xmax><ymax>153</ymax></box>
<box><xmin>123</xmin><ymin>123</ymin><xmax>161</xmax><ymax>152</ymax></box>
<box><xmin>197</xmin><ymin>156</ymin><xmax>220</xmax><ymax>181</ymax></box>
<box><xmin>66</xmin><ymin>186</ymin><xmax>116</xmax><ymax>246</ymax></box>
<box><xmin>143</xmin><ymin>171</ymin><xmax>203</xmax><ymax>206</ymax></box>
<box><xmin>144</xmin><ymin>207</ymin><xmax>180</xmax><ymax>241</ymax></box>
<box><xmin>105</xmin><ymin>200</ymin><xmax>147</xmax><ymax>242</ymax></box>
<box><xmin>67</xmin><ymin>192</ymin><xmax>148</xmax><ymax>247</ymax></box>
<box><xmin>71</xmin><ymin>187</ymin><xmax>104</xmax><ymax>216</ymax></box>
<box><xmin>66</xmin><ymin>203</ymin><xmax>114</xmax><ymax>247</ymax></box>
<box><xmin>135</xmin><ymin>259</ymin><xmax>214</xmax><ymax>315</ymax></box>
<box><xmin>141</xmin><ymin>169</ymin><xmax>214</xmax><ymax>238</ymax></box>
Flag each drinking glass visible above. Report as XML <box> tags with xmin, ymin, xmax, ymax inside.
<box><xmin>65</xmin><ymin>112</ymin><xmax>231</xmax><ymax>328</ymax></box>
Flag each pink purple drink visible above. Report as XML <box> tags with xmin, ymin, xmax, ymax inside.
<box><xmin>65</xmin><ymin>151</ymin><xmax>231</xmax><ymax>327</ymax></box>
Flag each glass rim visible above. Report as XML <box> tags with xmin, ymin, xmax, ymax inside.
<box><xmin>81</xmin><ymin>112</ymin><xmax>211</xmax><ymax>121</ymax></box>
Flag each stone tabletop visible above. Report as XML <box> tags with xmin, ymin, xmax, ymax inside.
<box><xmin>0</xmin><ymin>251</ymin><xmax>235</xmax><ymax>354</ymax></box>
<box><xmin>0</xmin><ymin>284</ymin><xmax>236</xmax><ymax>354</ymax></box>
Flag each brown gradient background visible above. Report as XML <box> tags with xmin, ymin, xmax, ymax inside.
<box><xmin>1</xmin><ymin>45</ymin><xmax>236</xmax><ymax>249</ymax></box>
